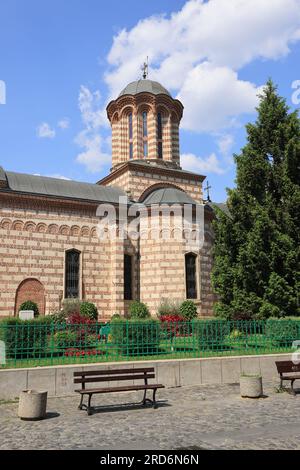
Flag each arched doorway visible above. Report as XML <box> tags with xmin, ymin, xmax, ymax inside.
<box><xmin>15</xmin><ymin>278</ymin><xmax>45</xmax><ymax>316</ymax></box>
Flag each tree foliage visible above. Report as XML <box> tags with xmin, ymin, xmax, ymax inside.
<box><xmin>212</xmin><ymin>80</ymin><xmax>300</xmax><ymax>319</ymax></box>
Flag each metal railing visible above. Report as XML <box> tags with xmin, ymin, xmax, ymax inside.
<box><xmin>0</xmin><ymin>319</ymin><xmax>299</xmax><ymax>368</ymax></box>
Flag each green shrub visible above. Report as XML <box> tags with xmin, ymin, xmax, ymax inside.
<box><xmin>85</xmin><ymin>334</ymin><xmax>98</xmax><ymax>346</ymax></box>
<box><xmin>180</xmin><ymin>300</ymin><xmax>198</xmax><ymax>321</ymax></box>
<box><xmin>111</xmin><ymin>313</ymin><xmax>121</xmax><ymax>320</ymax></box>
<box><xmin>257</xmin><ymin>302</ymin><xmax>281</xmax><ymax>319</ymax></box>
<box><xmin>128</xmin><ymin>301</ymin><xmax>150</xmax><ymax>319</ymax></box>
<box><xmin>80</xmin><ymin>302</ymin><xmax>98</xmax><ymax>321</ymax></box>
<box><xmin>52</xmin><ymin>330</ymin><xmax>77</xmax><ymax>348</ymax></box>
<box><xmin>157</xmin><ymin>300</ymin><xmax>182</xmax><ymax>318</ymax></box>
<box><xmin>0</xmin><ymin>317</ymin><xmax>52</xmax><ymax>358</ymax></box>
<box><xmin>265</xmin><ymin>317</ymin><xmax>300</xmax><ymax>346</ymax></box>
<box><xmin>110</xmin><ymin>318</ymin><xmax>160</xmax><ymax>355</ymax></box>
<box><xmin>48</xmin><ymin>311</ymin><xmax>67</xmax><ymax>324</ymax></box>
<box><xmin>19</xmin><ymin>300</ymin><xmax>39</xmax><ymax>317</ymax></box>
<box><xmin>192</xmin><ymin>319</ymin><xmax>230</xmax><ymax>350</ymax></box>
<box><xmin>62</xmin><ymin>299</ymin><xmax>81</xmax><ymax>315</ymax></box>
<box><xmin>226</xmin><ymin>329</ymin><xmax>245</xmax><ymax>342</ymax></box>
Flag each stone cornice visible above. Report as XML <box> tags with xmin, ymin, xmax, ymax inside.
<box><xmin>97</xmin><ymin>161</ymin><xmax>206</xmax><ymax>186</ymax></box>
<box><xmin>0</xmin><ymin>190</ymin><xmax>122</xmax><ymax>214</ymax></box>
<box><xmin>107</xmin><ymin>92</ymin><xmax>184</xmax><ymax>122</ymax></box>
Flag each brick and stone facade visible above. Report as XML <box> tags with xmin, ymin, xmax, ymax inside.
<box><xmin>0</xmin><ymin>78</ymin><xmax>217</xmax><ymax>318</ymax></box>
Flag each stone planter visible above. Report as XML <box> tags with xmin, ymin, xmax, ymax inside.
<box><xmin>240</xmin><ymin>375</ymin><xmax>263</xmax><ymax>398</ymax></box>
<box><xmin>18</xmin><ymin>390</ymin><xmax>48</xmax><ymax>420</ymax></box>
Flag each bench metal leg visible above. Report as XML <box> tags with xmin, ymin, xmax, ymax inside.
<box><xmin>280</xmin><ymin>377</ymin><xmax>283</xmax><ymax>390</ymax></box>
<box><xmin>141</xmin><ymin>389</ymin><xmax>147</xmax><ymax>406</ymax></box>
<box><xmin>153</xmin><ymin>388</ymin><xmax>157</xmax><ymax>409</ymax></box>
<box><xmin>78</xmin><ymin>394</ymin><xmax>84</xmax><ymax>410</ymax></box>
<box><xmin>87</xmin><ymin>394</ymin><xmax>93</xmax><ymax>415</ymax></box>
<box><xmin>139</xmin><ymin>388</ymin><xmax>159</xmax><ymax>407</ymax></box>
<box><xmin>291</xmin><ymin>379</ymin><xmax>296</xmax><ymax>396</ymax></box>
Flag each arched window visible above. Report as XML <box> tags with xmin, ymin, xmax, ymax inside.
<box><xmin>65</xmin><ymin>249</ymin><xmax>80</xmax><ymax>298</ymax></box>
<box><xmin>142</xmin><ymin>111</ymin><xmax>148</xmax><ymax>157</ymax></box>
<box><xmin>185</xmin><ymin>253</ymin><xmax>197</xmax><ymax>299</ymax></box>
<box><xmin>124</xmin><ymin>254</ymin><xmax>133</xmax><ymax>300</ymax></box>
<box><xmin>157</xmin><ymin>112</ymin><xmax>163</xmax><ymax>158</ymax></box>
<box><xmin>128</xmin><ymin>113</ymin><xmax>133</xmax><ymax>159</ymax></box>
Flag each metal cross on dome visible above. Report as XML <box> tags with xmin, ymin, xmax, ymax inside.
<box><xmin>204</xmin><ymin>181</ymin><xmax>212</xmax><ymax>202</ymax></box>
<box><xmin>141</xmin><ymin>57</ymin><xmax>149</xmax><ymax>79</ymax></box>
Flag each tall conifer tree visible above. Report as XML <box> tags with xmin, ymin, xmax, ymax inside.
<box><xmin>212</xmin><ymin>80</ymin><xmax>300</xmax><ymax>319</ymax></box>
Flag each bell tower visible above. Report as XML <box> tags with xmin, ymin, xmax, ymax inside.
<box><xmin>106</xmin><ymin>79</ymin><xmax>184</xmax><ymax>170</ymax></box>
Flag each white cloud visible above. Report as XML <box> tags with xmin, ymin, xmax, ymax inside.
<box><xmin>48</xmin><ymin>174</ymin><xmax>71</xmax><ymax>180</ymax></box>
<box><xmin>34</xmin><ymin>173</ymin><xmax>71</xmax><ymax>180</ymax></box>
<box><xmin>36</xmin><ymin>122</ymin><xmax>56</xmax><ymax>139</ymax></box>
<box><xmin>181</xmin><ymin>152</ymin><xmax>225</xmax><ymax>175</ymax></box>
<box><xmin>76</xmin><ymin>132</ymin><xmax>111</xmax><ymax>173</ymax></box>
<box><xmin>58</xmin><ymin>118</ymin><xmax>70</xmax><ymax>129</ymax></box>
<box><xmin>75</xmin><ymin>0</ymin><xmax>300</xmax><ymax>175</ymax></box>
<box><xmin>75</xmin><ymin>86</ymin><xmax>111</xmax><ymax>173</ymax></box>
<box><xmin>105</xmin><ymin>0</ymin><xmax>300</xmax><ymax>131</ymax></box>
<box><xmin>217</xmin><ymin>134</ymin><xmax>234</xmax><ymax>158</ymax></box>
<box><xmin>78</xmin><ymin>86</ymin><xmax>107</xmax><ymax>129</ymax></box>
<box><xmin>178</xmin><ymin>63</ymin><xmax>262</xmax><ymax>132</ymax></box>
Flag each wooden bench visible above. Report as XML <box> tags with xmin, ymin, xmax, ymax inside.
<box><xmin>276</xmin><ymin>361</ymin><xmax>300</xmax><ymax>395</ymax></box>
<box><xmin>73</xmin><ymin>367</ymin><xmax>165</xmax><ymax>415</ymax></box>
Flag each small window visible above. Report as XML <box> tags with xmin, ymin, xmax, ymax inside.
<box><xmin>158</xmin><ymin>141</ymin><xmax>163</xmax><ymax>159</ymax></box>
<box><xmin>128</xmin><ymin>113</ymin><xmax>133</xmax><ymax>159</ymax></box>
<box><xmin>65</xmin><ymin>250</ymin><xmax>80</xmax><ymax>298</ymax></box>
<box><xmin>124</xmin><ymin>254</ymin><xmax>132</xmax><ymax>300</ymax></box>
<box><xmin>142</xmin><ymin>111</ymin><xmax>148</xmax><ymax>137</ymax></box>
<box><xmin>157</xmin><ymin>112</ymin><xmax>162</xmax><ymax>140</ymax></box>
<box><xmin>157</xmin><ymin>113</ymin><xmax>163</xmax><ymax>158</ymax></box>
<box><xmin>185</xmin><ymin>253</ymin><xmax>197</xmax><ymax>299</ymax></box>
<box><xmin>143</xmin><ymin>142</ymin><xmax>148</xmax><ymax>158</ymax></box>
<box><xmin>128</xmin><ymin>113</ymin><xmax>133</xmax><ymax>139</ymax></box>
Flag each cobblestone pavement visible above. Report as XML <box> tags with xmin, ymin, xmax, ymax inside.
<box><xmin>1</xmin><ymin>381</ymin><xmax>300</xmax><ymax>450</ymax></box>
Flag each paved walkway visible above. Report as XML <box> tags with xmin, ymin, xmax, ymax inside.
<box><xmin>0</xmin><ymin>382</ymin><xmax>300</xmax><ymax>450</ymax></box>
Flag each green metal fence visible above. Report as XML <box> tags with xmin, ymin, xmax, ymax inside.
<box><xmin>0</xmin><ymin>319</ymin><xmax>300</xmax><ymax>368</ymax></box>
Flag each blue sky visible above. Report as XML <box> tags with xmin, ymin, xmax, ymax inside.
<box><xmin>0</xmin><ymin>0</ymin><xmax>300</xmax><ymax>202</ymax></box>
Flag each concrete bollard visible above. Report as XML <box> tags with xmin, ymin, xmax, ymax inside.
<box><xmin>18</xmin><ymin>390</ymin><xmax>48</xmax><ymax>420</ymax></box>
<box><xmin>240</xmin><ymin>375</ymin><xmax>263</xmax><ymax>398</ymax></box>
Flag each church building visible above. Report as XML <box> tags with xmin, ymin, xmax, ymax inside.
<box><xmin>0</xmin><ymin>78</ymin><xmax>216</xmax><ymax>319</ymax></box>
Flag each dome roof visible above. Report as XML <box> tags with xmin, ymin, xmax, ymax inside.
<box><xmin>143</xmin><ymin>187</ymin><xmax>196</xmax><ymax>205</ymax></box>
<box><xmin>119</xmin><ymin>79</ymin><xmax>171</xmax><ymax>97</ymax></box>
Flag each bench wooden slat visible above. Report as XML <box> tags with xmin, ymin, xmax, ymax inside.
<box><xmin>74</xmin><ymin>373</ymin><xmax>155</xmax><ymax>384</ymax></box>
<box><xmin>75</xmin><ymin>384</ymin><xmax>164</xmax><ymax>394</ymax></box>
<box><xmin>73</xmin><ymin>367</ymin><xmax>154</xmax><ymax>377</ymax></box>
<box><xmin>74</xmin><ymin>366</ymin><xmax>164</xmax><ymax>414</ymax></box>
<box><xmin>281</xmin><ymin>375</ymin><xmax>300</xmax><ymax>380</ymax></box>
<box><xmin>276</xmin><ymin>361</ymin><xmax>300</xmax><ymax>373</ymax></box>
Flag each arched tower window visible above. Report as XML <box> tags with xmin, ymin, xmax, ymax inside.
<box><xmin>185</xmin><ymin>253</ymin><xmax>197</xmax><ymax>299</ymax></box>
<box><xmin>65</xmin><ymin>249</ymin><xmax>80</xmax><ymax>298</ymax></box>
<box><xmin>157</xmin><ymin>112</ymin><xmax>163</xmax><ymax>159</ymax></box>
<box><xmin>142</xmin><ymin>111</ymin><xmax>148</xmax><ymax>157</ymax></box>
<box><xmin>124</xmin><ymin>254</ymin><xmax>133</xmax><ymax>300</ymax></box>
<box><xmin>128</xmin><ymin>113</ymin><xmax>133</xmax><ymax>159</ymax></box>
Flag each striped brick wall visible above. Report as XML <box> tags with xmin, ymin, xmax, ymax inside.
<box><xmin>0</xmin><ymin>205</ymin><xmax>115</xmax><ymax>318</ymax></box>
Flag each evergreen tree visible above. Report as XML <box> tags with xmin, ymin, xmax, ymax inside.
<box><xmin>212</xmin><ymin>80</ymin><xmax>300</xmax><ymax>319</ymax></box>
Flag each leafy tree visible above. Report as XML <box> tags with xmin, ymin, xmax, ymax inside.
<box><xmin>212</xmin><ymin>80</ymin><xmax>300</xmax><ymax>319</ymax></box>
